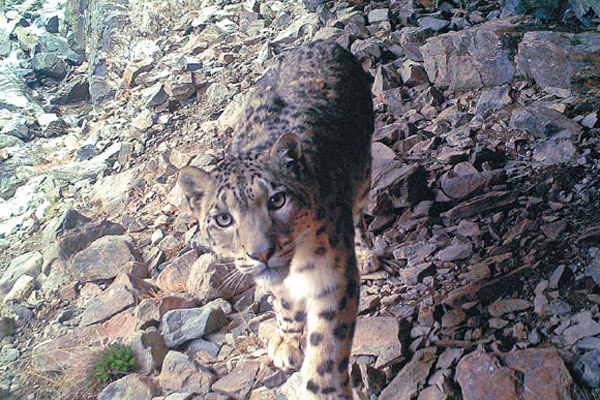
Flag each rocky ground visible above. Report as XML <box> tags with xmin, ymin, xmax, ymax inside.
<box><xmin>1</xmin><ymin>0</ymin><xmax>600</xmax><ymax>399</ymax></box>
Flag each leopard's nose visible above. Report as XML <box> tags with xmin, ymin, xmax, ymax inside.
<box><xmin>247</xmin><ymin>246</ymin><xmax>275</xmax><ymax>264</ymax></box>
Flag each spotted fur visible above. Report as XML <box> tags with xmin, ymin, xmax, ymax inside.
<box><xmin>178</xmin><ymin>40</ymin><xmax>374</xmax><ymax>399</ymax></box>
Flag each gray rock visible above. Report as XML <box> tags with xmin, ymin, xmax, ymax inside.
<box><xmin>353</xmin><ymin>317</ymin><xmax>402</xmax><ymax>368</ymax></box>
<box><xmin>279</xmin><ymin>372</ymin><xmax>302</xmax><ymax>400</ymax></box>
<box><xmin>32</xmin><ymin>52</ymin><xmax>68</xmax><ymax>80</ymax></box>
<box><xmin>436</xmin><ymin>244</ymin><xmax>473</xmax><ymax>262</ymax></box>
<box><xmin>0</xmin><ymin>251</ymin><xmax>42</xmax><ymax>293</ymax></box>
<box><xmin>0</xmin><ymin>134</ymin><xmax>24</xmax><ymax>149</ymax></box>
<box><xmin>518</xmin><ymin>31</ymin><xmax>600</xmax><ymax>97</ymax></box>
<box><xmin>474</xmin><ymin>85</ymin><xmax>512</xmax><ymax>116</ymax></box>
<box><xmin>3</xmin><ymin>275</ymin><xmax>35</xmax><ymax>303</ymax></box>
<box><xmin>144</xmin><ymin>84</ymin><xmax>169</xmax><ymax>108</ymax></box>
<box><xmin>69</xmin><ymin>235</ymin><xmax>138</xmax><ymax>282</ymax></box>
<box><xmin>50</xmin><ymin>73</ymin><xmax>90</xmax><ymax>105</ymax></box>
<box><xmin>379</xmin><ymin>347</ymin><xmax>437</xmax><ymax>400</ymax></box>
<box><xmin>97</xmin><ymin>374</ymin><xmax>161</xmax><ymax>400</ymax></box>
<box><xmin>563</xmin><ymin>319</ymin><xmax>600</xmax><ymax>345</ymax></box>
<box><xmin>162</xmin><ymin>306</ymin><xmax>227</xmax><ymax>348</ymax></box>
<box><xmin>394</xmin><ymin>27</ymin><xmax>435</xmax><ymax>62</ymax></box>
<box><xmin>1</xmin><ymin>347</ymin><xmax>20</xmax><ymax>362</ymax></box>
<box><xmin>577</xmin><ymin>350</ymin><xmax>600</xmax><ymax>388</ymax></box>
<box><xmin>80</xmin><ymin>284</ymin><xmax>136</xmax><ymax>326</ymax></box>
<box><xmin>533</xmin><ymin>139</ymin><xmax>578</xmax><ymax>166</ymax></box>
<box><xmin>367</xmin><ymin>9</ymin><xmax>390</xmax><ymax>24</ymax></box>
<box><xmin>0</xmin><ymin>317</ymin><xmax>15</xmax><ymax>340</ymax></box>
<box><xmin>421</xmin><ymin>19</ymin><xmax>516</xmax><ymax>91</ymax></box>
<box><xmin>90</xmin><ymin>167</ymin><xmax>139</xmax><ymax>214</ymax></box>
<box><xmin>45</xmin><ymin>15</ymin><xmax>59</xmax><ymax>33</ymax></box>
<box><xmin>212</xmin><ymin>361</ymin><xmax>260</xmax><ymax>400</ymax></box>
<box><xmin>125</xmin><ymin>329</ymin><xmax>168</xmax><ymax>373</ymax></box>
<box><xmin>509</xmin><ymin>105</ymin><xmax>583</xmax><ymax>139</ymax></box>
<box><xmin>488</xmin><ymin>298</ymin><xmax>532</xmax><ymax>318</ymax></box>
<box><xmin>1</xmin><ymin>118</ymin><xmax>31</xmax><ymax>141</ymax></box>
<box><xmin>187</xmin><ymin>338</ymin><xmax>221</xmax><ymax>356</ymax></box>
<box><xmin>159</xmin><ymin>351</ymin><xmax>215</xmax><ymax>395</ymax></box>
<box><xmin>418</xmin><ymin>17</ymin><xmax>449</xmax><ymax>31</ymax></box>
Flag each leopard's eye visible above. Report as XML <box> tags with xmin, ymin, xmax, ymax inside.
<box><xmin>268</xmin><ymin>192</ymin><xmax>286</xmax><ymax>210</ymax></box>
<box><xmin>215</xmin><ymin>213</ymin><xmax>233</xmax><ymax>227</ymax></box>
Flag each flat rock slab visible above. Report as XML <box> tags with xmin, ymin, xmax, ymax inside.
<box><xmin>98</xmin><ymin>374</ymin><xmax>161</xmax><ymax>400</ymax></box>
<box><xmin>162</xmin><ymin>306</ymin><xmax>227</xmax><ymax>348</ymax></box>
<box><xmin>79</xmin><ymin>283</ymin><xmax>136</xmax><ymax>326</ymax></box>
<box><xmin>353</xmin><ymin>317</ymin><xmax>402</xmax><ymax>368</ymax></box>
<box><xmin>379</xmin><ymin>347</ymin><xmax>437</xmax><ymax>400</ymax></box>
<box><xmin>159</xmin><ymin>351</ymin><xmax>215</xmax><ymax>395</ymax></box>
<box><xmin>456</xmin><ymin>350</ymin><xmax>519</xmax><ymax>400</ymax></box>
<box><xmin>69</xmin><ymin>235</ymin><xmax>138</xmax><ymax>282</ymax></box>
<box><xmin>563</xmin><ymin>319</ymin><xmax>600</xmax><ymax>345</ymax></box>
<box><xmin>509</xmin><ymin>105</ymin><xmax>583</xmax><ymax>139</ymax></box>
<box><xmin>488</xmin><ymin>298</ymin><xmax>532</xmax><ymax>318</ymax></box>
<box><xmin>212</xmin><ymin>361</ymin><xmax>260</xmax><ymax>400</ymax></box>
<box><xmin>500</xmin><ymin>348</ymin><xmax>573</xmax><ymax>400</ymax></box>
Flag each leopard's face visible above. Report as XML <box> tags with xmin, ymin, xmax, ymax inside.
<box><xmin>178</xmin><ymin>144</ymin><xmax>314</xmax><ymax>284</ymax></box>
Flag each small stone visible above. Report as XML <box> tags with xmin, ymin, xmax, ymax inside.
<box><xmin>456</xmin><ymin>350</ymin><xmax>518</xmax><ymax>400</ymax></box>
<box><xmin>379</xmin><ymin>347</ymin><xmax>437</xmax><ymax>400</ymax></box>
<box><xmin>352</xmin><ymin>317</ymin><xmax>402</xmax><ymax>368</ymax></box>
<box><xmin>456</xmin><ymin>220</ymin><xmax>480</xmax><ymax>237</ymax></box>
<box><xmin>474</xmin><ymin>85</ymin><xmax>512</xmax><ymax>116</ymax></box>
<box><xmin>4</xmin><ymin>275</ymin><xmax>35</xmax><ymax>303</ymax></box>
<box><xmin>159</xmin><ymin>351</ymin><xmax>215</xmax><ymax>395</ymax></box>
<box><xmin>97</xmin><ymin>374</ymin><xmax>161</xmax><ymax>400</ymax></box>
<box><xmin>69</xmin><ymin>236</ymin><xmax>138</xmax><ymax>282</ymax></box>
<box><xmin>563</xmin><ymin>319</ymin><xmax>600</xmax><ymax>345</ymax></box>
<box><xmin>441</xmin><ymin>309</ymin><xmax>466</xmax><ymax>328</ymax></box>
<box><xmin>212</xmin><ymin>361</ymin><xmax>260</xmax><ymax>400</ymax></box>
<box><xmin>578</xmin><ymin>350</ymin><xmax>600</xmax><ymax>387</ymax></box>
<box><xmin>0</xmin><ymin>317</ymin><xmax>15</xmax><ymax>341</ymax></box>
<box><xmin>418</xmin><ymin>17</ymin><xmax>449</xmax><ymax>31</ymax></box>
<box><xmin>162</xmin><ymin>306</ymin><xmax>227</xmax><ymax>348</ymax></box>
<box><xmin>436</xmin><ymin>244</ymin><xmax>473</xmax><ymax>262</ymax></box>
<box><xmin>0</xmin><ymin>251</ymin><xmax>42</xmax><ymax>293</ymax></box>
<box><xmin>1</xmin><ymin>347</ymin><xmax>20</xmax><ymax>362</ymax></box>
<box><xmin>488</xmin><ymin>298</ymin><xmax>532</xmax><ymax>318</ymax></box>
<box><xmin>367</xmin><ymin>9</ymin><xmax>390</xmax><ymax>24</ymax></box>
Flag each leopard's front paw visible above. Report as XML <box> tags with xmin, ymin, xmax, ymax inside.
<box><xmin>268</xmin><ymin>331</ymin><xmax>304</xmax><ymax>372</ymax></box>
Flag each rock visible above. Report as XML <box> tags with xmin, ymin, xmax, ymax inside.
<box><xmin>398</xmin><ymin>60</ymin><xmax>429</xmax><ymax>87</ymax></box>
<box><xmin>577</xmin><ymin>350</ymin><xmax>600</xmax><ymax>388</ymax></box>
<box><xmin>271</xmin><ymin>13</ymin><xmax>320</xmax><ymax>46</ymax></box>
<box><xmin>441</xmin><ymin>309</ymin><xmax>466</xmax><ymax>328</ymax></box>
<box><xmin>509</xmin><ymin>105</ymin><xmax>583</xmax><ymax>139</ymax></box>
<box><xmin>353</xmin><ymin>317</ymin><xmax>402</xmax><ymax>368</ymax></box>
<box><xmin>436</xmin><ymin>244</ymin><xmax>473</xmax><ymax>262</ymax></box>
<box><xmin>499</xmin><ymin>349</ymin><xmax>574</xmax><ymax>400</ymax></box>
<box><xmin>367</xmin><ymin>9</ymin><xmax>390</xmax><ymax>24</ymax></box>
<box><xmin>533</xmin><ymin>139</ymin><xmax>578</xmax><ymax>165</ymax></box>
<box><xmin>159</xmin><ymin>351</ymin><xmax>215</xmax><ymax>395</ymax></box>
<box><xmin>3</xmin><ymin>275</ymin><xmax>34</xmax><ymax>303</ymax></box>
<box><xmin>421</xmin><ymin>20</ymin><xmax>516</xmax><ymax>91</ymax></box>
<box><xmin>518</xmin><ymin>31</ymin><xmax>600</xmax><ymax>97</ymax></box>
<box><xmin>98</xmin><ymin>374</ymin><xmax>161</xmax><ymax>400</ymax></box>
<box><xmin>379</xmin><ymin>347</ymin><xmax>437</xmax><ymax>400</ymax></box>
<box><xmin>133</xmin><ymin>295</ymin><xmax>196</xmax><ymax>328</ymax></box>
<box><xmin>69</xmin><ymin>235</ymin><xmax>138</xmax><ymax>282</ymax></box>
<box><xmin>441</xmin><ymin>171</ymin><xmax>503</xmax><ymax>200</ymax></box>
<box><xmin>395</xmin><ymin>27</ymin><xmax>435</xmax><ymax>62</ymax></box>
<box><xmin>50</xmin><ymin>73</ymin><xmax>90</xmax><ymax>105</ymax></box>
<box><xmin>0</xmin><ymin>317</ymin><xmax>15</xmax><ymax>340</ymax></box>
<box><xmin>394</xmin><ymin>242</ymin><xmax>437</xmax><ymax>267</ymax></box>
<box><xmin>0</xmin><ymin>251</ymin><xmax>42</xmax><ymax>293</ymax></box>
<box><xmin>212</xmin><ymin>361</ymin><xmax>260</xmax><ymax>400</ymax></box>
<box><xmin>31</xmin><ymin>52</ymin><xmax>68</xmax><ymax>80</ymax></box>
<box><xmin>125</xmin><ymin>329</ymin><xmax>168</xmax><ymax>373</ymax></box>
<box><xmin>488</xmin><ymin>298</ymin><xmax>532</xmax><ymax>317</ymax></box>
<box><xmin>563</xmin><ymin>319</ymin><xmax>600</xmax><ymax>345</ymax></box>
<box><xmin>442</xmin><ymin>191</ymin><xmax>516</xmax><ymax>220</ymax></box>
<box><xmin>278</xmin><ymin>372</ymin><xmax>302</xmax><ymax>400</ymax></box>
<box><xmin>156</xmin><ymin>249</ymin><xmax>198</xmax><ymax>293</ymax></box>
<box><xmin>456</xmin><ymin>220</ymin><xmax>480</xmax><ymax>237</ymax></box>
<box><xmin>1</xmin><ymin>347</ymin><xmax>20</xmax><ymax>362</ymax></box>
<box><xmin>474</xmin><ymin>85</ymin><xmax>512</xmax><ymax>116</ymax></box>
<box><xmin>45</xmin><ymin>15</ymin><xmax>59</xmax><ymax>33</ymax></box>
<box><xmin>418</xmin><ymin>17</ymin><xmax>449</xmax><ymax>32</ymax></box>
<box><xmin>187</xmin><ymin>338</ymin><xmax>221</xmax><ymax>356</ymax></box>
<box><xmin>161</xmin><ymin>306</ymin><xmax>227</xmax><ymax>348</ymax></box>
<box><xmin>399</xmin><ymin>262</ymin><xmax>435</xmax><ymax>285</ymax></box>
<box><xmin>455</xmin><ymin>350</ymin><xmax>518</xmax><ymax>400</ymax></box>
<box><xmin>79</xmin><ymin>281</ymin><xmax>137</xmax><ymax>326</ymax></box>
<box><xmin>91</xmin><ymin>168</ymin><xmax>139</xmax><ymax>214</ymax></box>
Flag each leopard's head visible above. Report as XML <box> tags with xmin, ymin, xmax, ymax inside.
<box><xmin>178</xmin><ymin>134</ymin><xmax>314</xmax><ymax>284</ymax></box>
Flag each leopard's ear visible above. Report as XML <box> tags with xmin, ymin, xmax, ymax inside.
<box><xmin>270</xmin><ymin>133</ymin><xmax>302</xmax><ymax>162</ymax></box>
<box><xmin>178</xmin><ymin>166</ymin><xmax>213</xmax><ymax>211</ymax></box>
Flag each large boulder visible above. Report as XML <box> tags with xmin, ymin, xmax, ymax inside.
<box><xmin>421</xmin><ymin>19</ymin><xmax>518</xmax><ymax>91</ymax></box>
<box><xmin>518</xmin><ymin>31</ymin><xmax>600</xmax><ymax>97</ymax></box>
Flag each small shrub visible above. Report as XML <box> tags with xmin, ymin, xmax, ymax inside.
<box><xmin>86</xmin><ymin>343</ymin><xmax>137</xmax><ymax>390</ymax></box>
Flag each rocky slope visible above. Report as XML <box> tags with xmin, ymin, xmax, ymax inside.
<box><xmin>1</xmin><ymin>0</ymin><xmax>600</xmax><ymax>399</ymax></box>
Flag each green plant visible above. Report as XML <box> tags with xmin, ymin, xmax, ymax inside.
<box><xmin>86</xmin><ymin>343</ymin><xmax>137</xmax><ymax>390</ymax></box>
